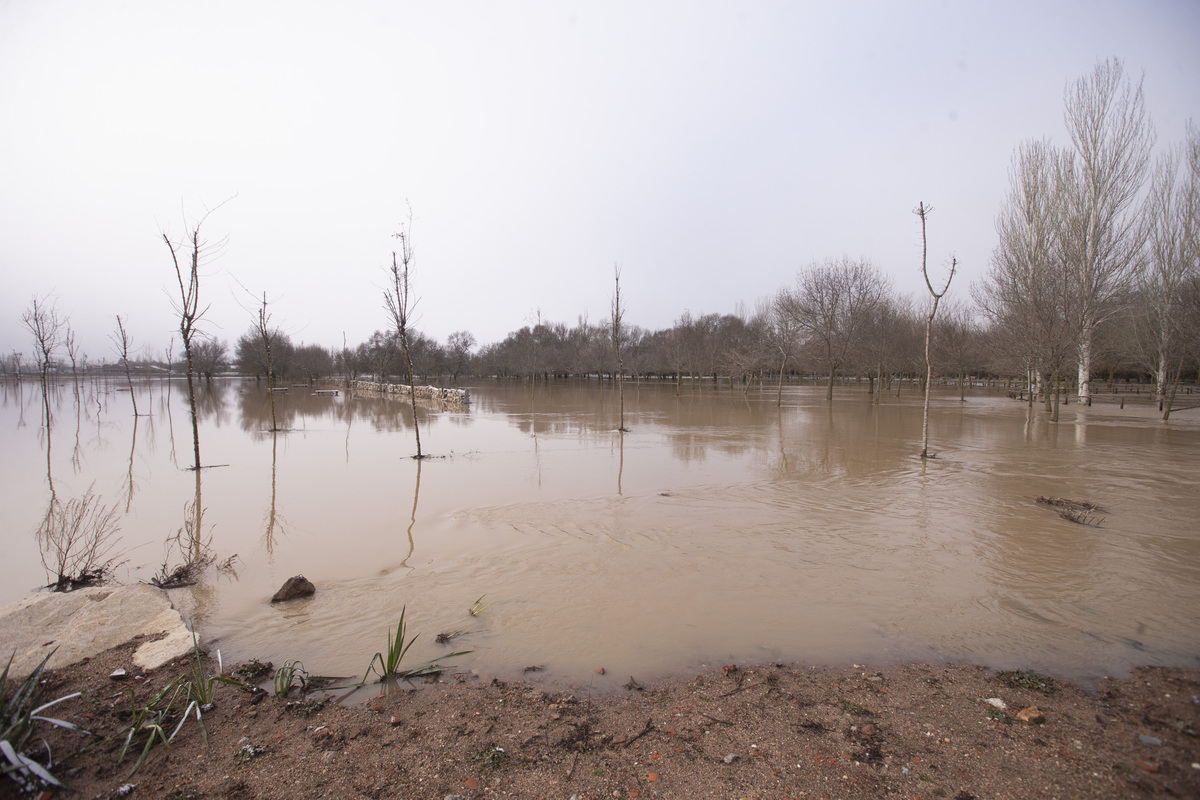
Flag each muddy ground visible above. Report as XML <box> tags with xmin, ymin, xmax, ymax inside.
<box><xmin>4</xmin><ymin>636</ymin><xmax>1199</xmax><ymax>800</ymax></box>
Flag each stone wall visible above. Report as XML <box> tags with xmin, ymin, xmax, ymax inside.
<box><xmin>351</xmin><ymin>380</ymin><xmax>469</xmax><ymax>408</ymax></box>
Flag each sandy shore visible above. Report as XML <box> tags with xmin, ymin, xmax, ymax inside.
<box><xmin>4</xmin><ymin>635</ymin><xmax>1198</xmax><ymax>800</ymax></box>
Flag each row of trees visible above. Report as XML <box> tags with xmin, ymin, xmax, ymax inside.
<box><xmin>11</xmin><ymin>260</ymin><xmax>1191</xmax><ymax>399</ymax></box>
<box><xmin>10</xmin><ymin>58</ymin><xmax>1197</xmax><ymax>422</ymax></box>
<box><xmin>977</xmin><ymin>58</ymin><xmax>1200</xmax><ymax>418</ymax></box>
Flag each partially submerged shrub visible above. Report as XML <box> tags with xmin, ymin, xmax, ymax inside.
<box><xmin>38</xmin><ymin>487</ymin><xmax>125</xmax><ymax>591</ymax></box>
<box><xmin>150</xmin><ymin>499</ymin><xmax>214</xmax><ymax>589</ymax></box>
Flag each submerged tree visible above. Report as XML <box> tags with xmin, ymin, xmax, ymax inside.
<box><xmin>111</xmin><ymin>315</ymin><xmax>139</xmax><ymax>416</ymax></box>
<box><xmin>977</xmin><ymin>138</ymin><xmax>1076</xmax><ymax>420</ymax></box>
<box><xmin>1134</xmin><ymin>121</ymin><xmax>1199</xmax><ymax>413</ymax></box>
<box><xmin>776</xmin><ymin>257</ymin><xmax>889</xmax><ymax>400</ymax></box>
<box><xmin>21</xmin><ymin>294</ymin><xmax>63</xmax><ymax>427</ymax></box>
<box><xmin>383</xmin><ymin>206</ymin><xmax>424</xmax><ymax>458</ymax></box>
<box><xmin>446</xmin><ymin>330</ymin><xmax>476</xmax><ymax>383</ymax></box>
<box><xmin>611</xmin><ymin>264</ymin><xmax>628</xmax><ymax>431</ymax></box>
<box><xmin>248</xmin><ymin>291</ymin><xmax>283</xmax><ymax>431</ymax></box>
<box><xmin>915</xmin><ymin>202</ymin><xmax>957</xmax><ymax>459</ymax></box>
<box><xmin>1057</xmin><ymin>57</ymin><xmax>1155</xmax><ymax>404</ymax></box>
<box><xmin>162</xmin><ymin>203</ymin><xmax>228</xmax><ymax>470</ymax></box>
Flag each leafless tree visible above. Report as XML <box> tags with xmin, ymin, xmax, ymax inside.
<box><xmin>446</xmin><ymin>331</ymin><xmax>476</xmax><ymax>383</ymax></box>
<box><xmin>933</xmin><ymin>299</ymin><xmax>981</xmax><ymax>401</ymax></box>
<box><xmin>766</xmin><ymin>292</ymin><xmax>800</xmax><ymax>405</ymax></box>
<box><xmin>1131</xmin><ymin>121</ymin><xmax>1199</xmax><ymax>408</ymax></box>
<box><xmin>249</xmin><ymin>291</ymin><xmax>283</xmax><ymax>431</ymax></box>
<box><xmin>163</xmin><ymin>202</ymin><xmax>229</xmax><ymax>470</ymax></box>
<box><xmin>22</xmin><ymin>294</ymin><xmax>63</xmax><ymax>427</ymax></box>
<box><xmin>776</xmin><ymin>257</ymin><xmax>889</xmax><ymax>400</ymax></box>
<box><xmin>111</xmin><ymin>314</ymin><xmax>139</xmax><ymax>416</ymax></box>
<box><xmin>191</xmin><ymin>338</ymin><xmax>229</xmax><ymax>379</ymax></box>
<box><xmin>1057</xmin><ymin>57</ymin><xmax>1156</xmax><ymax>404</ymax></box>
<box><xmin>64</xmin><ymin>324</ymin><xmax>81</xmax><ymax>384</ymax></box>
<box><xmin>611</xmin><ymin>264</ymin><xmax>628</xmax><ymax>431</ymax></box>
<box><xmin>383</xmin><ymin>206</ymin><xmax>424</xmax><ymax>458</ymax></box>
<box><xmin>915</xmin><ymin>202</ymin><xmax>957</xmax><ymax>459</ymax></box>
<box><xmin>977</xmin><ymin>139</ymin><xmax>1076</xmax><ymax>420</ymax></box>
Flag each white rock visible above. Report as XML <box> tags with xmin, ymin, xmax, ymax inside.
<box><xmin>0</xmin><ymin>584</ymin><xmax>193</xmax><ymax>675</ymax></box>
<box><xmin>984</xmin><ymin>697</ymin><xmax>1008</xmax><ymax>711</ymax></box>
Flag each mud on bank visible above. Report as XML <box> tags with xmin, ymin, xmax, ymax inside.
<box><xmin>5</xmin><ymin>638</ymin><xmax>1199</xmax><ymax>800</ymax></box>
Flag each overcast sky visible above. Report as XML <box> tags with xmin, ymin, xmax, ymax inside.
<box><xmin>2</xmin><ymin>0</ymin><xmax>1198</xmax><ymax>361</ymax></box>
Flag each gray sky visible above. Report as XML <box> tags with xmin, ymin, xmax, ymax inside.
<box><xmin>2</xmin><ymin>0</ymin><xmax>1198</xmax><ymax>360</ymax></box>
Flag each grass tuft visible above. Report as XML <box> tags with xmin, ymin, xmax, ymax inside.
<box><xmin>363</xmin><ymin>606</ymin><xmax>471</xmax><ymax>683</ymax></box>
<box><xmin>2</xmin><ymin>649</ymin><xmax>90</xmax><ymax>793</ymax></box>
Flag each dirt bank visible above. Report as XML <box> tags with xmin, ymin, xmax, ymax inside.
<box><xmin>4</xmin><ymin>637</ymin><xmax>1198</xmax><ymax>800</ymax></box>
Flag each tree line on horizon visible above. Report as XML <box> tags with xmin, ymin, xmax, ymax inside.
<box><xmin>8</xmin><ymin>59</ymin><xmax>1198</xmax><ymax>417</ymax></box>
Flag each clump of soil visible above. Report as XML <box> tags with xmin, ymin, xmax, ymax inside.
<box><xmin>5</xmin><ymin>638</ymin><xmax>1199</xmax><ymax>800</ymax></box>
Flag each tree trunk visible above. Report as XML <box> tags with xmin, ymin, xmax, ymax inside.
<box><xmin>1077</xmin><ymin>334</ymin><xmax>1092</xmax><ymax>404</ymax></box>
<box><xmin>184</xmin><ymin>342</ymin><xmax>201</xmax><ymax>470</ymax></box>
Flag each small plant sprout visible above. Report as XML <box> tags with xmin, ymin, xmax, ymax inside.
<box><xmin>274</xmin><ymin>660</ymin><xmax>309</xmax><ymax>698</ymax></box>
<box><xmin>469</xmin><ymin>595</ymin><xmax>488</xmax><ymax>617</ymax></box>
<box><xmin>363</xmin><ymin>606</ymin><xmax>471</xmax><ymax>683</ymax></box>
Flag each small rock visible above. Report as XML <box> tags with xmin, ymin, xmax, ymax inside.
<box><xmin>463</xmin><ymin>777</ymin><xmax>480</xmax><ymax>790</ymax></box>
<box><xmin>596</xmin><ymin>667</ymin><xmax>606</xmax><ymax>675</ymax></box>
<box><xmin>984</xmin><ymin>698</ymin><xmax>1007</xmax><ymax>711</ymax></box>
<box><xmin>110</xmin><ymin>668</ymin><xmax>128</xmax><ymax>680</ymax></box>
<box><xmin>1138</xmin><ymin>734</ymin><xmax>1162</xmax><ymax>746</ymax></box>
<box><xmin>723</xmin><ymin>753</ymin><xmax>739</xmax><ymax>764</ymax></box>
<box><xmin>1135</xmin><ymin>758</ymin><xmax>1160</xmax><ymax>773</ymax></box>
<box><xmin>1016</xmin><ymin>707</ymin><xmax>1045</xmax><ymax>725</ymax></box>
<box><xmin>389</xmin><ymin>715</ymin><xmax>401</xmax><ymax>727</ymax></box>
<box><xmin>271</xmin><ymin>575</ymin><xmax>316</xmax><ymax>602</ymax></box>
<box><xmin>322</xmin><ymin>750</ymin><xmax>337</xmax><ymax>763</ymax></box>
<box><xmin>860</xmin><ymin>724</ymin><xmax>878</xmax><ymax>737</ymax></box>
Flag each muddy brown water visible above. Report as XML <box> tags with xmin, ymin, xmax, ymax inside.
<box><xmin>3</xmin><ymin>378</ymin><xmax>1198</xmax><ymax>691</ymax></box>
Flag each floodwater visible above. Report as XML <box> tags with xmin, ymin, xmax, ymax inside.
<box><xmin>2</xmin><ymin>377</ymin><xmax>1198</xmax><ymax>690</ymax></box>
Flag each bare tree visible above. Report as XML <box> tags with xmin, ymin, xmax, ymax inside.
<box><xmin>64</xmin><ymin>324</ymin><xmax>81</xmax><ymax>384</ymax></box>
<box><xmin>383</xmin><ymin>206</ymin><xmax>424</xmax><ymax>458</ymax></box>
<box><xmin>933</xmin><ymin>300</ymin><xmax>981</xmax><ymax>401</ymax></box>
<box><xmin>915</xmin><ymin>202</ymin><xmax>957</xmax><ymax>459</ymax></box>
<box><xmin>163</xmin><ymin>203</ymin><xmax>228</xmax><ymax>470</ymax></box>
<box><xmin>977</xmin><ymin>139</ymin><xmax>1076</xmax><ymax>420</ymax></box>
<box><xmin>1131</xmin><ymin>121</ymin><xmax>1199</xmax><ymax>406</ymax></box>
<box><xmin>611</xmin><ymin>264</ymin><xmax>628</xmax><ymax>431</ymax></box>
<box><xmin>191</xmin><ymin>338</ymin><xmax>229</xmax><ymax>379</ymax></box>
<box><xmin>22</xmin><ymin>294</ymin><xmax>63</xmax><ymax>427</ymax></box>
<box><xmin>776</xmin><ymin>257</ymin><xmax>889</xmax><ymax>400</ymax></box>
<box><xmin>111</xmin><ymin>314</ymin><xmax>139</xmax><ymax>416</ymax></box>
<box><xmin>1057</xmin><ymin>57</ymin><xmax>1156</xmax><ymax>404</ymax></box>
<box><xmin>248</xmin><ymin>291</ymin><xmax>283</xmax><ymax>431</ymax></box>
<box><xmin>768</xmin><ymin>291</ymin><xmax>801</xmax><ymax>406</ymax></box>
<box><xmin>446</xmin><ymin>330</ymin><xmax>476</xmax><ymax>382</ymax></box>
